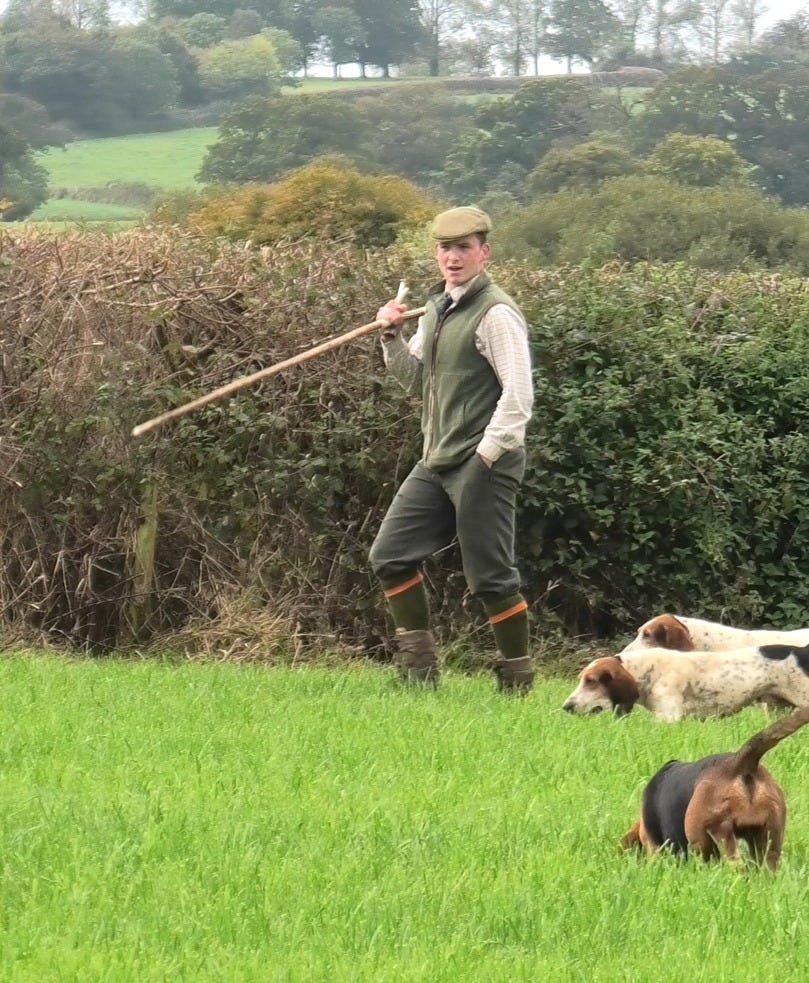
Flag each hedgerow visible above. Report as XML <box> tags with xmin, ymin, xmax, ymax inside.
<box><xmin>2</xmin><ymin>228</ymin><xmax>809</xmax><ymax>660</ymax></box>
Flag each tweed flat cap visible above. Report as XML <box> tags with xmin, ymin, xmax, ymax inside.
<box><xmin>431</xmin><ymin>206</ymin><xmax>492</xmax><ymax>241</ymax></box>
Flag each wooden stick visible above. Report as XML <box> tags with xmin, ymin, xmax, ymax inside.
<box><xmin>131</xmin><ymin>305</ymin><xmax>425</xmax><ymax>438</ymax></box>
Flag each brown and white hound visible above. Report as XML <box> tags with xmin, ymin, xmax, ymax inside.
<box><xmin>561</xmin><ymin>645</ymin><xmax>809</xmax><ymax>722</ymax></box>
<box><xmin>620</xmin><ymin>613</ymin><xmax>809</xmax><ymax>654</ymax></box>
<box><xmin>621</xmin><ymin>704</ymin><xmax>809</xmax><ymax>869</ymax></box>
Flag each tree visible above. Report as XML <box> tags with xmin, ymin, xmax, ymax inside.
<box><xmin>153</xmin><ymin>27</ymin><xmax>205</xmax><ymax>106</ymax></box>
<box><xmin>418</xmin><ymin>0</ymin><xmax>475</xmax><ymax>76</ymax></box>
<box><xmin>643</xmin><ymin>0</ymin><xmax>703</xmax><ymax>63</ymax></box>
<box><xmin>729</xmin><ymin>0</ymin><xmax>769</xmax><ymax>48</ymax></box>
<box><xmin>630</xmin><ymin>65</ymin><xmax>809</xmax><ymax>205</ymax></box>
<box><xmin>476</xmin><ymin>0</ymin><xmax>546</xmax><ymax>76</ymax></box>
<box><xmin>697</xmin><ymin>0</ymin><xmax>733</xmax><ymax>64</ymax></box>
<box><xmin>197</xmin><ymin>34</ymin><xmax>282</xmax><ymax>100</ymax></box>
<box><xmin>760</xmin><ymin>10</ymin><xmax>809</xmax><ymax>52</ymax></box>
<box><xmin>499</xmin><ymin>173</ymin><xmax>809</xmax><ymax>271</ymax></box>
<box><xmin>0</xmin><ymin>16</ymin><xmax>181</xmax><ymax>134</ymax></box>
<box><xmin>198</xmin><ymin>94</ymin><xmax>365</xmax><ymax>183</ymax></box>
<box><xmin>607</xmin><ymin>0</ymin><xmax>652</xmax><ymax>54</ymax></box>
<box><xmin>287</xmin><ymin>0</ymin><xmax>328</xmax><ymax>76</ymax></box>
<box><xmin>354</xmin><ymin>86</ymin><xmax>477</xmax><ymax>181</ymax></box>
<box><xmin>0</xmin><ymin>123</ymin><xmax>49</xmax><ymax>221</ymax></box>
<box><xmin>180</xmin><ymin>12</ymin><xmax>228</xmax><ymax>47</ymax></box>
<box><xmin>441</xmin><ymin>77</ymin><xmax>625</xmax><ymax>198</ymax></box>
<box><xmin>645</xmin><ymin>133</ymin><xmax>750</xmax><ymax>186</ymax></box>
<box><xmin>55</xmin><ymin>0</ymin><xmax>112</xmax><ymax>28</ymax></box>
<box><xmin>545</xmin><ymin>0</ymin><xmax>619</xmax><ymax>70</ymax></box>
<box><xmin>314</xmin><ymin>5</ymin><xmax>366</xmax><ymax>77</ymax></box>
<box><xmin>352</xmin><ymin>0</ymin><xmax>424</xmax><ymax>76</ymax></box>
<box><xmin>529</xmin><ymin>138</ymin><xmax>638</xmax><ymax>193</ymax></box>
<box><xmin>548</xmin><ymin>0</ymin><xmax>621</xmax><ymax>71</ymax></box>
<box><xmin>0</xmin><ymin>93</ymin><xmax>72</xmax><ymax>147</ymax></box>
<box><xmin>148</xmin><ymin>0</ymin><xmax>294</xmax><ymax>22</ymax></box>
<box><xmin>107</xmin><ymin>35</ymin><xmax>180</xmax><ymax>122</ymax></box>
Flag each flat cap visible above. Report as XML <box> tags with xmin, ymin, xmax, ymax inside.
<box><xmin>431</xmin><ymin>205</ymin><xmax>492</xmax><ymax>241</ymax></box>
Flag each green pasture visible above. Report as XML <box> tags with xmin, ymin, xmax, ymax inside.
<box><xmin>26</xmin><ymin>197</ymin><xmax>142</xmax><ymax>223</ymax></box>
<box><xmin>37</xmin><ymin>127</ymin><xmax>218</xmax><ymax>193</ymax></box>
<box><xmin>2</xmin><ymin>653</ymin><xmax>809</xmax><ymax>982</ymax></box>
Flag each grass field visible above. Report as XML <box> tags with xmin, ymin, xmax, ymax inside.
<box><xmin>30</xmin><ymin>76</ymin><xmax>410</xmax><ymax>222</ymax></box>
<box><xmin>37</xmin><ymin>127</ymin><xmax>218</xmax><ymax>194</ymax></box>
<box><xmin>3</xmin><ymin>652</ymin><xmax>809</xmax><ymax>982</ymax></box>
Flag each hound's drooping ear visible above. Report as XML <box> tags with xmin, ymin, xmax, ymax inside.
<box><xmin>603</xmin><ymin>662</ymin><xmax>639</xmax><ymax>716</ymax></box>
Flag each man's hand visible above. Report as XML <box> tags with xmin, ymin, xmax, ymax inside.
<box><xmin>377</xmin><ymin>300</ymin><xmax>408</xmax><ymax>341</ymax></box>
<box><xmin>477</xmin><ymin>453</ymin><xmax>493</xmax><ymax>468</ymax></box>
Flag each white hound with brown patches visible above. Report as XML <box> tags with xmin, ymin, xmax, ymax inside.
<box><xmin>561</xmin><ymin>644</ymin><xmax>809</xmax><ymax>722</ymax></box>
<box><xmin>619</xmin><ymin>613</ymin><xmax>809</xmax><ymax>654</ymax></box>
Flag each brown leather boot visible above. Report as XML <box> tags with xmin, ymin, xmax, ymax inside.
<box><xmin>394</xmin><ymin>629</ymin><xmax>440</xmax><ymax>687</ymax></box>
<box><xmin>492</xmin><ymin>653</ymin><xmax>534</xmax><ymax>695</ymax></box>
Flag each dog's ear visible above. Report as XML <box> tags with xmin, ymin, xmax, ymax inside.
<box><xmin>604</xmin><ymin>663</ymin><xmax>639</xmax><ymax>716</ymax></box>
<box><xmin>655</xmin><ymin>615</ymin><xmax>694</xmax><ymax>652</ymax></box>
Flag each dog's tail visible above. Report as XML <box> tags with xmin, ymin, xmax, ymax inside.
<box><xmin>731</xmin><ymin>704</ymin><xmax>809</xmax><ymax>776</ymax></box>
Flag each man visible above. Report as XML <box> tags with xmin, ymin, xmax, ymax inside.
<box><xmin>369</xmin><ymin>205</ymin><xmax>535</xmax><ymax>694</ymax></box>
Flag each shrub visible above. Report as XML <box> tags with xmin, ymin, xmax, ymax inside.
<box><xmin>4</xmin><ymin>230</ymin><xmax>809</xmax><ymax>653</ymax></box>
<box><xmin>645</xmin><ymin>133</ymin><xmax>751</xmax><ymax>187</ymax></box>
<box><xmin>498</xmin><ymin>175</ymin><xmax>809</xmax><ymax>272</ymax></box>
<box><xmin>184</xmin><ymin>160</ymin><xmax>441</xmax><ymax>246</ymax></box>
<box><xmin>528</xmin><ymin>139</ymin><xmax>639</xmax><ymax>194</ymax></box>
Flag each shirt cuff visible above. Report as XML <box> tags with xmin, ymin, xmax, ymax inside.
<box><xmin>477</xmin><ymin>437</ymin><xmax>503</xmax><ymax>462</ymax></box>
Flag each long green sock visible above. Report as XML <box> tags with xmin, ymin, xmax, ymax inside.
<box><xmin>484</xmin><ymin>593</ymin><xmax>529</xmax><ymax>661</ymax></box>
<box><xmin>383</xmin><ymin>572</ymin><xmax>430</xmax><ymax>631</ymax></box>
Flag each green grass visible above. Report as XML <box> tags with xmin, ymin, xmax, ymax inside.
<box><xmin>37</xmin><ymin>127</ymin><xmax>218</xmax><ymax>193</ymax></box>
<box><xmin>2</xmin><ymin>652</ymin><xmax>809</xmax><ymax>981</ymax></box>
<box><xmin>25</xmin><ymin>198</ymin><xmax>143</xmax><ymax>222</ymax></box>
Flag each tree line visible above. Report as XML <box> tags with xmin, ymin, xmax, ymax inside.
<box><xmin>1</xmin><ymin>0</ymin><xmax>808</xmax><ymax>221</ymax></box>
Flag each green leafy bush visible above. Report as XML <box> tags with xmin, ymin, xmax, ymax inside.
<box><xmin>181</xmin><ymin>159</ymin><xmax>441</xmax><ymax>246</ymax></box>
<box><xmin>4</xmin><ymin>229</ymin><xmax>809</xmax><ymax>654</ymax></box>
<box><xmin>528</xmin><ymin>139</ymin><xmax>639</xmax><ymax>194</ymax></box>
<box><xmin>645</xmin><ymin>133</ymin><xmax>751</xmax><ymax>188</ymax></box>
<box><xmin>498</xmin><ymin>175</ymin><xmax>809</xmax><ymax>272</ymax></box>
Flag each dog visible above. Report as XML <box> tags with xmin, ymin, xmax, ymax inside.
<box><xmin>620</xmin><ymin>612</ymin><xmax>809</xmax><ymax>654</ymax></box>
<box><xmin>621</xmin><ymin>704</ymin><xmax>809</xmax><ymax>869</ymax></box>
<box><xmin>561</xmin><ymin>644</ymin><xmax>809</xmax><ymax>721</ymax></box>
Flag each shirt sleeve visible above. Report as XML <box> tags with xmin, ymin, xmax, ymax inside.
<box><xmin>381</xmin><ymin>320</ymin><xmax>424</xmax><ymax>391</ymax></box>
<box><xmin>474</xmin><ymin>304</ymin><xmax>534</xmax><ymax>462</ymax></box>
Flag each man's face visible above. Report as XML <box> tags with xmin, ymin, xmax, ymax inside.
<box><xmin>434</xmin><ymin>235</ymin><xmax>491</xmax><ymax>288</ymax></box>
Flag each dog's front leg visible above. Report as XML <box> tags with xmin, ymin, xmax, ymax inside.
<box><xmin>707</xmin><ymin>823</ymin><xmax>743</xmax><ymax>866</ymax></box>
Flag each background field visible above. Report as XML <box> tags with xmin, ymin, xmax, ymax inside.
<box><xmin>27</xmin><ymin>77</ymin><xmax>411</xmax><ymax>223</ymax></box>
<box><xmin>3</xmin><ymin>653</ymin><xmax>809</xmax><ymax>982</ymax></box>
<box><xmin>37</xmin><ymin>127</ymin><xmax>218</xmax><ymax>194</ymax></box>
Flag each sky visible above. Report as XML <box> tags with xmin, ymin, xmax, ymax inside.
<box><xmin>0</xmin><ymin>1</ymin><xmax>805</xmax><ymax>43</ymax></box>
<box><xmin>758</xmin><ymin>1</ymin><xmax>808</xmax><ymax>30</ymax></box>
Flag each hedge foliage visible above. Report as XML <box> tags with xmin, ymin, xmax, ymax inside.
<box><xmin>3</xmin><ymin>228</ymin><xmax>809</xmax><ymax>658</ymax></box>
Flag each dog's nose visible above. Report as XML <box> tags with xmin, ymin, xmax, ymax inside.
<box><xmin>563</xmin><ymin>701</ymin><xmax>574</xmax><ymax>712</ymax></box>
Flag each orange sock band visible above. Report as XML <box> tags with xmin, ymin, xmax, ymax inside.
<box><xmin>488</xmin><ymin>600</ymin><xmax>528</xmax><ymax>625</ymax></box>
<box><xmin>384</xmin><ymin>572</ymin><xmax>424</xmax><ymax>598</ymax></box>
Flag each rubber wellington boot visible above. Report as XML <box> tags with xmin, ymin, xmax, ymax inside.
<box><xmin>394</xmin><ymin>629</ymin><xmax>440</xmax><ymax>687</ymax></box>
<box><xmin>492</xmin><ymin>653</ymin><xmax>534</xmax><ymax>695</ymax></box>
